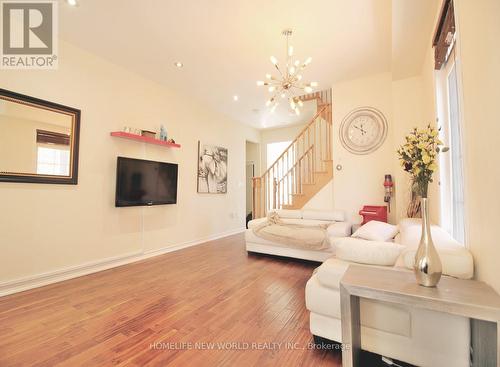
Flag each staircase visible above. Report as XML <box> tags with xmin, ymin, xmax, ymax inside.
<box><xmin>252</xmin><ymin>90</ymin><xmax>333</xmax><ymax>218</ymax></box>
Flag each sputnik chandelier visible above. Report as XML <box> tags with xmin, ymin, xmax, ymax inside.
<box><xmin>257</xmin><ymin>29</ymin><xmax>317</xmax><ymax>115</ymax></box>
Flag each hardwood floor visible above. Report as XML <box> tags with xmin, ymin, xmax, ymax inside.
<box><xmin>0</xmin><ymin>233</ymin><xmax>342</xmax><ymax>367</ymax></box>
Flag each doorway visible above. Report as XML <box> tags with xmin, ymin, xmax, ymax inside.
<box><xmin>245</xmin><ymin>141</ymin><xmax>260</xmax><ymax>224</ymax></box>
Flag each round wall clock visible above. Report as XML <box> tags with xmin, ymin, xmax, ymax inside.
<box><xmin>339</xmin><ymin>107</ymin><xmax>388</xmax><ymax>155</ymax></box>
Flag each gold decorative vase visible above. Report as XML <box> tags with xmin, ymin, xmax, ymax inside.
<box><xmin>414</xmin><ymin>198</ymin><xmax>442</xmax><ymax>287</ymax></box>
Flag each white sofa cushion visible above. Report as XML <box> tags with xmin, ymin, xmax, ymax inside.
<box><xmin>280</xmin><ymin>218</ymin><xmax>333</xmax><ymax>226</ymax></box>
<box><xmin>273</xmin><ymin>209</ymin><xmax>302</xmax><ymax>219</ymax></box>
<box><xmin>352</xmin><ymin>220</ymin><xmax>399</xmax><ymax>242</ymax></box>
<box><xmin>398</xmin><ymin>221</ymin><xmax>474</xmax><ymax>279</ymax></box>
<box><xmin>306</xmin><ymin>274</ymin><xmax>411</xmax><ymax>337</ymax></box>
<box><xmin>398</xmin><ymin>217</ymin><xmax>422</xmax><ymax>232</ymax></box>
<box><xmin>302</xmin><ymin>209</ymin><xmax>345</xmax><ymax>222</ymax></box>
<box><xmin>402</xmin><ymin>247</ymin><xmax>474</xmax><ymax>279</ymax></box>
<box><xmin>334</xmin><ymin>237</ymin><xmax>405</xmax><ymax>266</ymax></box>
<box><xmin>315</xmin><ymin>257</ymin><xmax>351</xmax><ymax>289</ymax></box>
<box><xmin>327</xmin><ymin>221</ymin><xmax>352</xmax><ymax>238</ymax></box>
<box><xmin>247</xmin><ymin>217</ymin><xmax>267</xmax><ymax>230</ymax></box>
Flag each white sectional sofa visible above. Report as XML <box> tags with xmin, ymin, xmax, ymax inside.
<box><xmin>245</xmin><ymin>209</ymin><xmax>352</xmax><ymax>262</ymax></box>
<box><xmin>305</xmin><ymin>219</ymin><xmax>475</xmax><ymax>367</ymax></box>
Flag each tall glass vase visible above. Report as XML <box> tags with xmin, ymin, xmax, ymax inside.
<box><xmin>414</xmin><ymin>198</ymin><xmax>442</xmax><ymax>287</ymax></box>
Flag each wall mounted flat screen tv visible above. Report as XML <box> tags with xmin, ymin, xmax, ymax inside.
<box><xmin>116</xmin><ymin>157</ymin><xmax>178</xmax><ymax>207</ymax></box>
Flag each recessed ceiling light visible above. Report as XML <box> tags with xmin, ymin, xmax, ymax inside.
<box><xmin>67</xmin><ymin>0</ymin><xmax>78</xmax><ymax>6</ymax></box>
<box><xmin>233</xmin><ymin>95</ymin><xmax>239</xmax><ymax>101</ymax></box>
<box><xmin>174</xmin><ymin>62</ymin><xmax>183</xmax><ymax>68</ymax></box>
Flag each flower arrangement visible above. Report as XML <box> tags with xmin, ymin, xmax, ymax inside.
<box><xmin>397</xmin><ymin>125</ymin><xmax>448</xmax><ymax>199</ymax></box>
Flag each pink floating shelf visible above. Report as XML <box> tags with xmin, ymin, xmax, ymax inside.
<box><xmin>110</xmin><ymin>131</ymin><xmax>181</xmax><ymax>148</ymax></box>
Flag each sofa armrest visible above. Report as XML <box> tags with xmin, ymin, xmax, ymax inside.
<box><xmin>247</xmin><ymin>217</ymin><xmax>267</xmax><ymax>230</ymax></box>
<box><xmin>315</xmin><ymin>257</ymin><xmax>351</xmax><ymax>289</ymax></box>
<box><xmin>327</xmin><ymin>222</ymin><xmax>352</xmax><ymax>238</ymax></box>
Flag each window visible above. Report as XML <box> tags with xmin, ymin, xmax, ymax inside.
<box><xmin>437</xmin><ymin>48</ymin><xmax>466</xmax><ymax>243</ymax></box>
<box><xmin>37</xmin><ymin>146</ymin><xmax>70</xmax><ymax>176</ymax></box>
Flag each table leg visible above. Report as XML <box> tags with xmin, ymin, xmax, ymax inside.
<box><xmin>340</xmin><ymin>283</ymin><xmax>361</xmax><ymax>367</ymax></box>
<box><xmin>497</xmin><ymin>322</ymin><xmax>499</xmax><ymax>367</ymax></box>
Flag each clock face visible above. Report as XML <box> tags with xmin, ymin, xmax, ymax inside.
<box><xmin>340</xmin><ymin>107</ymin><xmax>387</xmax><ymax>154</ymax></box>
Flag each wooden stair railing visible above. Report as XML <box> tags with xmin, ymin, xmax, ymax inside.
<box><xmin>252</xmin><ymin>102</ymin><xmax>332</xmax><ymax>218</ymax></box>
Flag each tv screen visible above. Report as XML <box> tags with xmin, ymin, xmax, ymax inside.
<box><xmin>115</xmin><ymin>157</ymin><xmax>178</xmax><ymax>207</ymax></box>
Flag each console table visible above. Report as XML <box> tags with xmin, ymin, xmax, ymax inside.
<box><xmin>340</xmin><ymin>265</ymin><xmax>500</xmax><ymax>367</ymax></box>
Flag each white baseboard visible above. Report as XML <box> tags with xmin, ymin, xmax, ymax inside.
<box><xmin>0</xmin><ymin>227</ymin><xmax>245</xmax><ymax>297</ymax></box>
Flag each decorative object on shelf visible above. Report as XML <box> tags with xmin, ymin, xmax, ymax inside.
<box><xmin>383</xmin><ymin>174</ymin><xmax>394</xmax><ymax>212</ymax></box>
<box><xmin>256</xmin><ymin>28</ymin><xmax>318</xmax><ymax>115</ymax></box>
<box><xmin>167</xmin><ymin>138</ymin><xmax>176</xmax><ymax>144</ymax></box>
<box><xmin>159</xmin><ymin>125</ymin><xmax>167</xmax><ymax>141</ymax></box>
<box><xmin>397</xmin><ymin>125</ymin><xmax>449</xmax><ymax>287</ymax></box>
<box><xmin>141</xmin><ymin>130</ymin><xmax>156</xmax><ymax>139</ymax></box>
<box><xmin>0</xmin><ymin>88</ymin><xmax>81</xmax><ymax>185</ymax></box>
<box><xmin>197</xmin><ymin>141</ymin><xmax>227</xmax><ymax>194</ymax></box>
<box><xmin>339</xmin><ymin>107</ymin><xmax>388</xmax><ymax>155</ymax></box>
<box><xmin>110</xmin><ymin>131</ymin><xmax>181</xmax><ymax>148</ymax></box>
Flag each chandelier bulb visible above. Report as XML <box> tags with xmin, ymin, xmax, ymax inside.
<box><xmin>304</xmin><ymin>57</ymin><xmax>312</xmax><ymax>65</ymax></box>
<box><xmin>304</xmin><ymin>86</ymin><xmax>313</xmax><ymax>93</ymax></box>
<box><xmin>289</xmin><ymin>66</ymin><xmax>296</xmax><ymax>75</ymax></box>
<box><xmin>297</xmin><ymin>75</ymin><xmax>302</xmax><ymax>81</ymax></box>
<box><xmin>288</xmin><ymin>46</ymin><xmax>294</xmax><ymax>57</ymax></box>
<box><xmin>294</xmin><ymin>60</ymin><xmax>300</xmax><ymax>67</ymax></box>
<box><xmin>257</xmin><ymin>81</ymin><xmax>265</xmax><ymax>86</ymax></box>
<box><xmin>310</xmin><ymin>81</ymin><xmax>318</xmax><ymax>87</ymax></box>
<box><xmin>270</xmin><ymin>56</ymin><xmax>278</xmax><ymax>65</ymax></box>
<box><xmin>298</xmin><ymin>100</ymin><xmax>304</xmax><ymax>107</ymax></box>
<box><xmin>269</xmin><ymin>86</ymin><xmax>275</xmax><ymax>92</ymax></box>
<box><xmin>265</xmin><ymin>74</ymin><xmax>272</xmax><ymax>79</ymax></box>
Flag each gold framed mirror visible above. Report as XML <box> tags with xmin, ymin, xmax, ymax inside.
<box><xmin>0</xmin><ymin>89</ymin><xmax>81</xmax><ymax>184</ymax></box>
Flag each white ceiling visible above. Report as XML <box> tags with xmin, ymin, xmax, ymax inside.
<box><xmin>59</xmin><ymin>0</ymin><xmax>435</xmax><ymax>129</ymax></box>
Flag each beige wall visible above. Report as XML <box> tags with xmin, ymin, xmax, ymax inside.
<box><xmin>0</xmin><ymin>41</ymin><xmax>259</xmax><ymax>285</ymax></box>
<box><xmin>332</xmin><ymin>72</ymin><xmax>397</xmax><ymax>223</ymax></box>
<box><xmin>453</xmin><ymin>0</ymin><xmax>500</xmax><ymax>292</ymax></box>
<box><xmin>391</xmin><ymin>62</ymin><xmax>440</xmax><ymax>224</ymax></box>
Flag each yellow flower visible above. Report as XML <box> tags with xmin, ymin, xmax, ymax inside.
<box><xmin>429</xmin><ymin>163</ymin><xmax>438</xmax><ymax>171</ymax></box>
<box><xmin>422</xmin><ymin>155</ymin><xmax>431</xmax><ymax>164</ymax></box>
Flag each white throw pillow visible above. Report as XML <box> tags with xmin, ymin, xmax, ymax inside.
<box><xmin>334</xmin><ymin>237</ymin><xmax>405</xmax><ymax>266</ymax></box>
<box><xmin>352</xmin><ymin>220</ymin><xmax>399</xmax><ymax>242</ymax></box>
